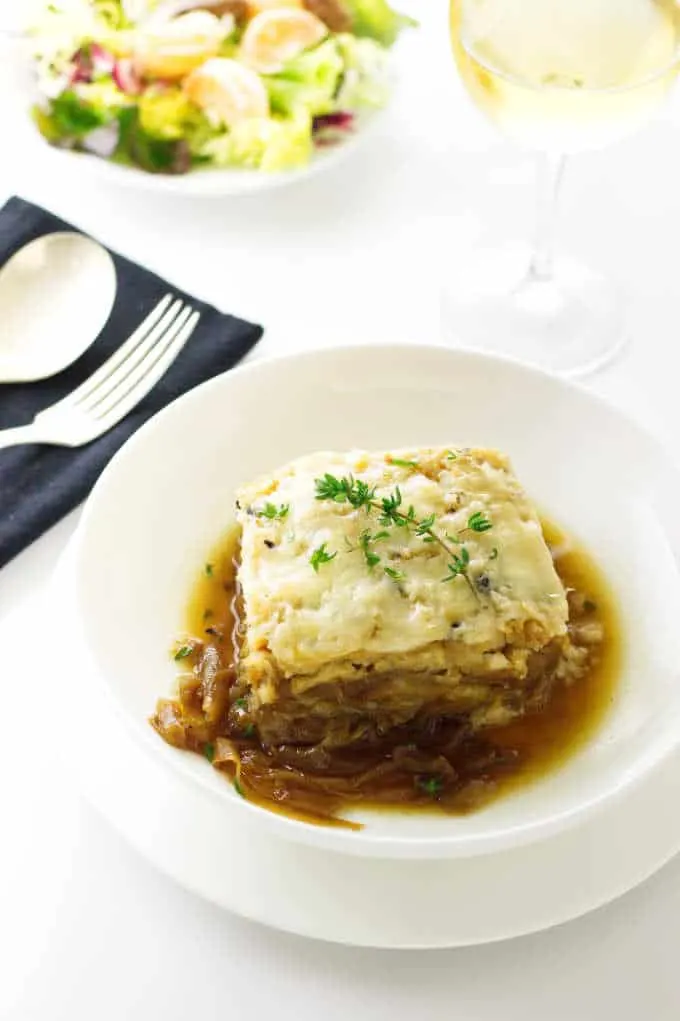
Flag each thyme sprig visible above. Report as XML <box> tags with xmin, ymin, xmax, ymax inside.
<box><xmin>256</xmin><ymin>502</ymin><xmax>289</xmax><ymax>520</ymax></box>
<box><xmin>310</xmin><ymin>542</ymin><xmax>337</xmax><ymax>572</ymax></box>
<box><xmin>314</xmin><ymin>473</ymin><xmax>494</xmax><ymax>591</ymax></box>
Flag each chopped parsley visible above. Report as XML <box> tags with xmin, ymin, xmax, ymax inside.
<box><xmin>203</xmin><ymin>743</ymin><xmax>215</xmax><ymax>763</ymax></box>
<box><xmin>173</xmin><ymin>644</ymin><xmax>192</xmax><ymax>661</ymax></box>
<box><xmin>391</xmin><ymin>458</ymin><xmax>418</xmax><ymax>469</ymax></box>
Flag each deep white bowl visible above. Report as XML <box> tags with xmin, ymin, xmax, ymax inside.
<box><xmin>71</xmin><ymin>344</ymin><xmax>680</xmax><ymax>859</ymax></box>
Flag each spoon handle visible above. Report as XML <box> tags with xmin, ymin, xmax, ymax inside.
<box><xmin>0</xmin><ymin>425</ymin><xmax>41</xmax><ymax>449</ymax></box>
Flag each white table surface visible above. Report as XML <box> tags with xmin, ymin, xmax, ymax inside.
<box><xmin>2</xmin><ymin>2</ymin><xmax>680</xmax><ymax>1017</ymax></box>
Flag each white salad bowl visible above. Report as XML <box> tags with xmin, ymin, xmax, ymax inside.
<box><xmin>70</xmin><ymin>344</ymin><xmax>680</xmax><ymax>859</ymax></box>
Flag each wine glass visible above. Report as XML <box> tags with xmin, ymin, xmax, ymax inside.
<box><xmin>444</xmin><ymin>0</ymin><xmax>680</xmax><ymax>377</ymax></box>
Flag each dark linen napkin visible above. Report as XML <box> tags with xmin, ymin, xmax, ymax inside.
<box><xmin>0</xmin><ymin>196</ymin><xmax>263</xmax><ymax>570</ymax></box>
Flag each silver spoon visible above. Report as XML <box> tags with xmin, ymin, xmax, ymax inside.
<box><xmin>0</xmin><ymin>232</ymin><xmax>117</xmax><ymax>383</ymax></box>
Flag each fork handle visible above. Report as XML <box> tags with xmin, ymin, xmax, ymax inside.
<box><xmin>0</xmin><ymin>425</ymin><xmax>41</xmax><ymax>449</ymax></box>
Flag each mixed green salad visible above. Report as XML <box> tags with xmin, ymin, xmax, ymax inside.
<box><xmin>31</xmin><ymin>0</ymin><xmax>415</xmax><ymax>174</ymax></box>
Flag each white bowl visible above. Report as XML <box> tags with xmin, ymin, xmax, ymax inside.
<box><xmin>71</xmin><ymin>344</ymin><xmax>680</xmax><ymax>859</ymax></box>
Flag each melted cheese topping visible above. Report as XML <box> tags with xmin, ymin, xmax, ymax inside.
<box><xmin>236</xmin><ymin>448</ymin><xmax>568</xmax><ymax>700</ymax></box>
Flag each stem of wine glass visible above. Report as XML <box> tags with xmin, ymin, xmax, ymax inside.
<box><xmin>528</xmin><ymin>153</ymin><xmax>567</xmax><ymax>283</ymax></box>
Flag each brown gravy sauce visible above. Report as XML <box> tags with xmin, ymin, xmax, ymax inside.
<box><xmin>174</xmin><ymin>518</ymin><xmax>622</xmax><ymax>823</ymax></box>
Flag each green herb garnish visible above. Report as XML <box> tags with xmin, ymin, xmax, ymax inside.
<box><xmin>315</xmin><ymin>473</ymin><xmax>376</xmax><ymax>509</ymax></box>
<box><xmin>415</xmin><ymin>513</ymin><xmax>436</xmax><ymax>537</ymax></box>
<box><xmin>358</xmin><ymin>529</ymin><xmax>389</xmax><ymax>570</ymax></box>
<box><xmin>233</xmin><ymin>778</ymin><xmax>246</xmax><ymax>798</ymax></box>
<box><xmin>391</xmin><ymin>458</ymin><xmax>418</xmax><ymax>469</ymax></box>
<box><xmin>257</xmin><ymin>502</ymin><xmax>289</xmax><ymax>520</ymax></box>
<box><xmin>204</xmin><ymin>563</ymin><xmax>214</xmax><ymax>577</ymax></box>
<box><xmin>173</xmin><ymin>644</ymin><xmax>192</xmax><ymax>661</ymax></box>
<box><xmin>384</xmin><ymin>566</ymin><xmax>405</xmax><ymax>581</ymax></box>
<box><xmin>442</xmin><ymin>547</ymin><xmax>470</xmax><ymax>582</ymax></box>
<box><xmin>446</xmin><ymin>451</ymin><xmax>458</xmax><ymax>460</ymax></box>
<box><xmin>204</xmin><ymin>743</ymin><xmax>215</xmax><ymax>763</ymax></box>
<box><xmin>416</xmin><ymin>776</ymin><xmax>443</xmax><ymax>797</ymax></box>
<box><xmin>233</xmin><ymin>697</ymin><xmax>248</xmax><ymax>710</ymax></box>
<box><xmin>310</xmin><ymin>543</ymin><xmax>337</xmax><ymax>572</ymax></box>
<box><xmin>243</xmin><ymin>724</ymin><xmax>255</xmax><ymax>738</ymax></box>
<box><xmin>314</xmin><ymin>473</ymin><xmax>493</xmax><ymax>594</ymax></box>
<box><xmin>466</xmin><ymin>511</ymin><xmax>493</xmax><ymax>533</ymax></box>
<box><xmin>489</xmin><ymin>547</ymin><xmax>499</xmax><ymax>561</ymax></box>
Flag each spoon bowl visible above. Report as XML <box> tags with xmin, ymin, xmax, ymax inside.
<box><xmin>0</xmin><ymin>232</ymin><xmax>117</xmax><ymax>382</ymax></box>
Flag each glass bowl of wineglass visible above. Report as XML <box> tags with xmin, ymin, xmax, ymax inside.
<box><xmin>444</xmin><ymin>0</ymin><xmax>680</xmax><ymax>377</ymax></box>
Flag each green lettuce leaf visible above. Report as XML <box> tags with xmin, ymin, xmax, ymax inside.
<box><xmin>199</xmin><ymin>112</ymin><xmax>313</xmax><ymax>171</ymax></box>
<box><xmin>336</xmin><ymin>34</ymin><xmax>390</xmax><ymax>108</ymax></box>
<box><xmin>44</xmin><ymin>89</ymin><xmax>113</xmax><ymax>137</ymax></box>
<box><xmin>344</xmin><ymin>0</ymin><xmax>416</xmax><ymax>46</ymax></box>
<box><xmin>266</xmin><ymin>38</ymin><xmax>344</xmax><ymax>117</ymax></box>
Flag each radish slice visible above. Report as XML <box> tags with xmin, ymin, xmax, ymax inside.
<box><xmin>113</xmin><ymin>58</ymin><xmax>143</xmax><ymax>94</ymax></box>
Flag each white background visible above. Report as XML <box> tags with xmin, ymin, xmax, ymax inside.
<box><xmin>2</xmin><ymin>0</ymin><xmax>680</xmax><ymax>1017</ymax></box>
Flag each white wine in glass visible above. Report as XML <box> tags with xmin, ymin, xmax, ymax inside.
<box><xmin>444</xmin><ymin>0</ymin><xmax>680</xmax><ymax>376</ymax></box>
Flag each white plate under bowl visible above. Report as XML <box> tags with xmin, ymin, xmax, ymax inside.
<box><xmin>47</xmin><ymin>544</ymin><xmax>680</xmax><ymax>948</ymax></box>
<box><xmin>70</xmin><ymin>345</ymin><xmax>680</xmax><ymax>860</ymax></box>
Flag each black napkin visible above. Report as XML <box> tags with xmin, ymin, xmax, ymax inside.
<box><xmin>0</xmin><ymin>196</ymin><xmax>263</xmax><ymax>571</ymax></box>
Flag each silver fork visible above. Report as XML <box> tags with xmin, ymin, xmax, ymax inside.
<box><xmin>0</xmin><ymin>295</ymin><xmax>200</xmax><ymax>449</ymax></box>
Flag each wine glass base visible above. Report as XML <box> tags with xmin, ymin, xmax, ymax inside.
<box><xmin>441</xmin><ymin>247</ymin><xmax>627</xmax><ymax>378</ymax></box>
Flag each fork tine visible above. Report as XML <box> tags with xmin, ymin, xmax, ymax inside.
<box><xmin>76</xmin><ymin>299</ymin><xmax>187</xmax><ymax>413</ymax></box>
<box><xmin>53</xmin><ymin>294</ymin><xmax>174</xmax><ymax>413</ymax></box>
<box><xmin>93</xmin><ymin>310</ymin><xmax>201</xmax><ymax>431</ymax></box>
<box><xmin>82</xmin><ymin>301</ymin><xmax>190</xmax><ymax>414</ymax></box>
